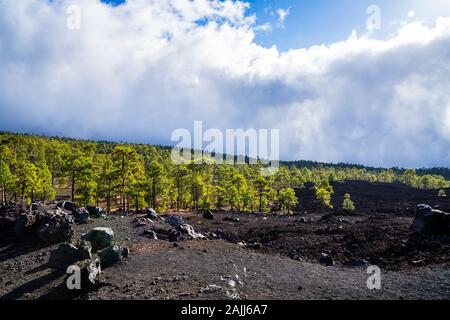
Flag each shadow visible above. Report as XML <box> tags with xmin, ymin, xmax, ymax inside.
<box><xmin>24</xmin><ymin>262</ymin><xmax>52</xmax><ymax>276</ymax></box>
<box><xmin>0</xmin><ymin>269</ymin><xmax>63</xmax><ymax>300</ymax></box>
<box><xmin>38</xmin><ymin>281</ymin><xmax>84</xmax><ymax>300</ymax></box>
<box><xmin>0</xmin><ymin>238</ymin><xmax>47</xmax><ymax>263</ymax></box>
<box><xmin>38</xmin><ymin>279</ymin><xmax>111</xmax><ymax>300</ymax></box>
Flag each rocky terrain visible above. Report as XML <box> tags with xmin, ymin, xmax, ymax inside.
<box><xmin>0</xmin><ymin>181</ymin><xmax>449</xmax><ymax>300</ymax></box>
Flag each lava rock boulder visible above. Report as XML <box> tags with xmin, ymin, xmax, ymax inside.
<box><xmin>168</xmin><ymin>216</ymin><xmax>184</xmax><ymax>228</ymax></box>
<box><xmin>77</xmin><ymin>240</ymin><xmax>93</xmax><ymax>261</ymax></box>
<box><xmin>87</xmin><ymin>206</ymin><xmax>106</xmax><ymax>218</ymax></box>
<box><xmin>98</xmin><ymin>244</ymin><xmax>129</xmax><ymax>268</ymax></box>
<box><xmin>13</xmin><ymin>214</ymin><xmax>36</xmax><ymax>237</ymax></box>
<box><xmin>49</xmin><ymin>243</ymin><xmax>80</xmax><ymax>268</ymax></box>
<box><xmin>318</xmin><ymin>253</ymin><xmax>335</xmax><ymax>266</ymax></box>
<box><xmin>37</xmin><ymin>217</ymin><xmax>74</xmax><ymax>245</ymax></box>
<box><xmin>177</xmin><ymin>224</ymin><xmax>205</xmax><ymax>240</ymax></box>
<box><xmin>412</xmin><ymin>204</ymin><xmax>450</xmax><ymax>235</ymax></box>
<box><xmin>57</xmin><ymin>201</ymin><xmax>78</xmax><ymax>212</ymax></box>
<box><xmin>73</xmin><ymin>208</ymin><xmax>90</xmax><ymax>224</ymax></box>
<box><xmin>81</xmin><ymin>227</ymin><xmax>114</xmax><ymax>252</ymax></box>
<box><xmin>146</xmin><ymin>208</ymin><xmax>158</xmax><ymax>220</ymax></box>
<box><xmin>203</xmin><ymin>210</ymin><xmax>214</xmax><ymax>220</ymax></box>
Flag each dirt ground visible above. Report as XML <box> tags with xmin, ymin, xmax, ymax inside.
<box><xmin>0</xmin><ymin>181</ymin><xmax>449</xmax><ymax>300</ymax></box>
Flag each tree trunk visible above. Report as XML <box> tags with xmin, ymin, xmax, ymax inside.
<box><xmin>21</xmin><ymin>186</ymin><xmax>25</xmax><ymax>203</ymax></box>
<box><xmin>148</xmin><ymin>188</ymin><xmax>151</xmax><ymax>209</ymax></box>
<box><xmin>71</xmin><ymin>170</ymin><xmax>75</xmax><ymax>202</ymax></box>
<box><xmin>107</xmin><ymin>191</ymin><xmax>111</xmax><ymax>213</ymax></box>
<box><xmin>259</xmin><ymin>188</ymin><xmax>262</xmax><ymax>214</ymax></box>
<box><xmin>1</xmin><ymin>164</ymin><xmax>5</xmax><ymax>205</ymax></box>
<box><xmin>122</xmin><ymin>179</ymin><xmax>125</xmax><ymax>211</ymax></box>
<box><xmin>237</xmin><ymin>186</ymin><xmax>241</xmax><ymax>212</ymax></box>
<box><xmin>51</xmin><ymin>170</ymin><xmax>55</xmax><ymax>188</ymax></box>
<box><xmin>107</xmin><ymin>180</ymin><xmax>111</xmax><ymax>213</ymax></box>
<box><xmin>152</xmin><ymin>180</ymin><xmax>156</xmax><ymax>210</ymax></box>
<box><xmin>122</xmin><ymin>154</ymin><xmax>126</xmax><ymax>211</ymax></box>
<box><xmin>1</xmin><ymin>182</ymin><xmax>5</xmax><ymax>205</ymax></box>
<box><xmin>176</xmin><ymin>177</ymin><xmax>180</xmax><ymax>212</ymax></box>
<box><xmin>84</xmin><ymin>182</ymin><xmax>87</xmax><ymax>207</ymax></box>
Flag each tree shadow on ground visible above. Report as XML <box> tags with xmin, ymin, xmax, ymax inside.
<box><xmin>0</xmin><ymin>237</ymin><xmax>47</xmax><ymax>263</ymax></box>
<box><xmin>0</xmin><ymin>269</ymin><xmax>63</xmax><ymax>300</ymax></box>
<box><xmin>38</xmin><ymin>280</ymin><xmax>110</xmax><ymax>300</ymax></box>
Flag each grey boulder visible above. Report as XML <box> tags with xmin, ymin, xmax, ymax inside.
<box><xmin>49</xmin><ymin>243</ymin><xmax>79</xmax><ymax>268</ymax></box>
<box><xmin>81</xmin><ymin>227</ymin><xmax>114</xmax><ymax>251</ymax></box>
<box><xmin>98</xmin><ymin>244</ymin><xmax>129</xmax><ymax>268</ymax></box>
<box><xmin>177</xmin><ymin>224</ymin><xmax>205</xmax><ymax>240</ymax></box>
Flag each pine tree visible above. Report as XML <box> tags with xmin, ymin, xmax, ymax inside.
<box><xmin>173</xmin><ymin>163</ymin><xmax>189</xmax><ymax>211</ymax></box>
<box><xmin>112</xmin><ymin>146</ymin><xmax>142</xmax><ymax>211</ymax></box>
<box><xmin>97</xmin><ymin>154</ymin><xmax>119</xmax><ymax>213</ymax></box>
<box><xmin>315</xmin><ymin>180</ymin><xmax>334</xmax><ymax>209</ymax></box>
<box><xmin>75</xmin><ymin>155</ymin><xmax>96</xmax><ymax>206</ymax></box>
<box><xmin>403</xmin><ymin>169</ymin><xmax>418</xmax><ymax>187</ymax></box>
<box><xmin>255</xmin><ymin>175</ymin><xmax>268</xmax><ymax>213</ymax></box>
<box><xmin>44</xmin><ymin>140</ymin><xmax>67</xmax><ymax>188</ymax></box>
<box><xmin>1</xmin><ymin>132</ymin><xmax>449</xmax><ymax>214</ymax></box>
<box><xmin>342</xmin><ymin>193</ymin><xmax>355</xmax><ymax>212</ymax></box>
<box><xmin>0</xmin><ymin>145</ymin><xmax>14</xmax><ymax>205</ymax></box>
<box><xmin>14</xmin><ymin>160</ymin><xmax>39</xmax><ymax>204</ymax></box>
<box><xmin>63</xmin><ymin>148</ymin><xmax>85</xmax><ymax>202</ymax></box>
<box><xmin>37</xmin><ymin>164</ymin><xmax>55</xmax><ymax>202</ymax></box>
<box><xmin>128</xmin><ymin>168</ymin><xmax>147</xmax><ymax>211</ymax></box>
<box><xmin>145</xmin><ymin>160</ymin><xmax>166</xmax><ymax>210</ymax></box>
<box><xmin>279</xmin><ymin>188</ymin><xmax>298</xmax><ymax>214</ymax></box>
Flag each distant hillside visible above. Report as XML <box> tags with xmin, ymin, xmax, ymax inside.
<box><xmin>283</xmin><ymin>160</ymin><xmax>450</xmax><ymax>180</ymax></box>
<box><xmin>1</xmin><ymin>130</ymin><xmax>449</xmax><ymax>178</ymax></box>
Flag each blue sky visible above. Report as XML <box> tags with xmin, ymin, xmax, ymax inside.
<box><xmin>1</xmin><ymin>0</ymin><xmax>450</xmax><ymax>168</ymax></box>
<box><xmin>250</xmin><ymin>0</ymin><xmax>404</xmax><ymax>49</ymax></box>
<box><xmin>103</xmin><ymin>0</ymin><xmax>450</xmax><ymax>50</ymax></box>
<box><xmin>250</xmin><ymin>0</ymin><xmax>450</xmax><ymax>50</ymax></box>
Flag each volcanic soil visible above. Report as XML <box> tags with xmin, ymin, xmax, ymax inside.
<box><xmin>0</xmin><ymin>181</ymin><xmax>449</xmax><ymax>300</ymax></box>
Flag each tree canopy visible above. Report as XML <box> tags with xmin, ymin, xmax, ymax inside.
<box><xmin>0</xmin><ymin>132</ymin><xmax>448</xmax><ymax>212</ymax></box>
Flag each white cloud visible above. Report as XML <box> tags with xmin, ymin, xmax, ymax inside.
<box><xmin>276</xmin><ymin>7</ymin><xmax>290</xmax><ymax>28</ymax></box>
<box><xmin>408</xmin><ymin>10</ymin><xmax>416</xmax><ymax>18</ymax></box>
<box><xmin>0</xmin><ymin>0</ymin><xmax>450</xmax><ymax>168</ymax></box>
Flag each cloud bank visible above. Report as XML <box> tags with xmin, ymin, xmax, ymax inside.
<box><xmin>0</xmin><ymin>0</ymin><xmax>450</xmax><ymax>168</ymax></box>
